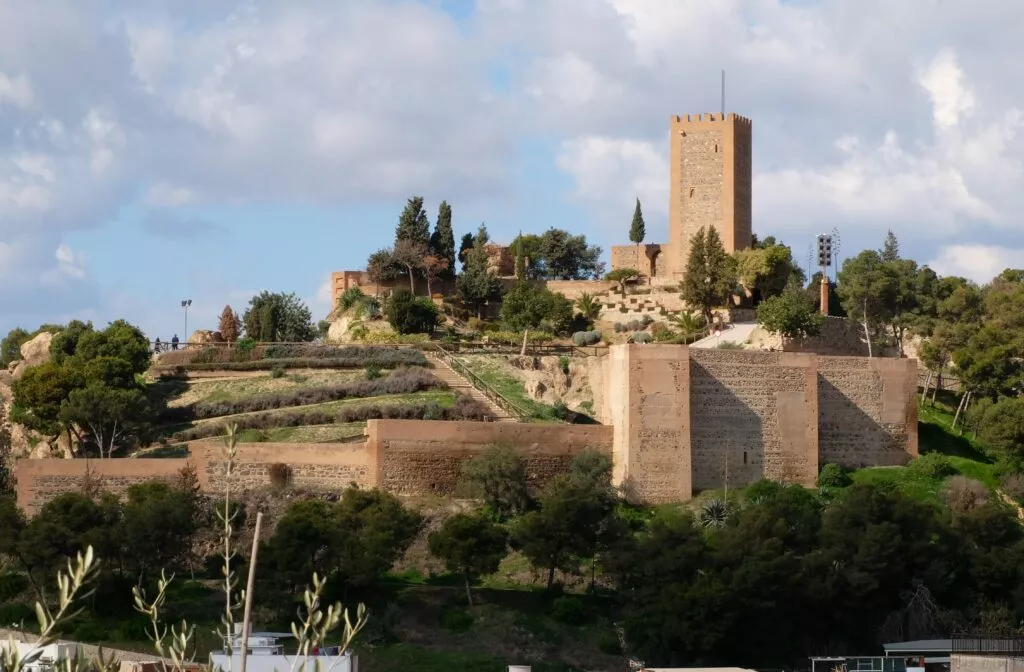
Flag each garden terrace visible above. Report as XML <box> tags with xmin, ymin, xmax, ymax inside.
<box><xmin>152</xmin><ymin>343</ymin><xmax>429</xmax><ymax>371</ymax></box>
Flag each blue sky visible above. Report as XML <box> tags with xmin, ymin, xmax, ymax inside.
<box><xmin>2</xmin><ymin>0</ymin><xmax>1024</xmax><ymax>339</ymax></box>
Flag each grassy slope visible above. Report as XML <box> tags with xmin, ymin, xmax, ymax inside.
<box><xmin>458</xmin><ymin>355</ymin><xmax>563</xmax><ymax>423</ymax></box>
<box><xmin>848</xmin><ymin>395</ymin><xmax>999</xmax><ymax>506</ymax></box>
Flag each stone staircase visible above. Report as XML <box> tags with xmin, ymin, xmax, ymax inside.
<box><xmin>428</xmin><ymin>354</ymin><xmax>515</xmax><ymax>422</ymax></box>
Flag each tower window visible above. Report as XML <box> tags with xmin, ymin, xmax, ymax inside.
<box><xmin>714</xmin><ymin>143</ymin><xmax>718</xmax><ymax>152</ymax></box>
<box><xmin>743</xmin><ymin>451</ymin><xmax>748</xmax><ymax>465</ymax></box>
<box><xmin>689</xmin><ymin>188</ymin><xmax>695</xmax><ymax>198</ymax></box>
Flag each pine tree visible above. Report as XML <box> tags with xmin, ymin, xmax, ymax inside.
<box><xmin>395</xmin><ymin>196</ymin><xmax>431</xmax><ymax>247</ymax></box>
<box><xmin>458</xmin><ymin>233</ymin><xmax>475</xmax><ymax>270</ymax></box>
<box><xmin>457</xmin><ymin>224</ymin><xmax>504</xmax><ymax>318</ymax></box>
<box><xmin>681</xmin><ymin>226</ymin><xmax>735</xmax><ymax>325</ymax></box>
<box><xmin>629</xmin><ymin>198</ymin><xmax>646</xmax><ymax>257</ymax></box>
<box><xmin>514</xmin><ymin>231</ymin><xmax>527</xmax><ymax>281</ymax></box>
<box><xmin>218</xmin><ymin>305</ymin><xmax>241</xmax><ymax>342</ymax></box>
<box><xmin>430</xmin><ymin>200</ymin><xmax>456</xmax><ymax>279</ymax></box>
<box><xmin>882</xmin><ymin>230</ymin><xmax>900</xmax><ymax>261</ymax></box>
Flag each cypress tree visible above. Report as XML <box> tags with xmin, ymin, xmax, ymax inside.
<box><xmin>629</xmin><ymin>198</ymin><xmax>646</xmax><ymax>248</ymax></box>
<box><xmin>629</xmin><ymin>198</ymin><xmax>646</xmax><ymax>280</ymax></box>
<box><xmin>882</xmin><ymin>230</ymin><xmax>900</xmax><ymax>261</ymax></box>
<box><xmin>430</xmin><ymin>200</ymin><xmax>456</xmax><ymax>278</ymax></box>
<box><xmin>395</xmin><ymin>196</ymin><xmax>431</xmax><ymax>247</ymax></box>
<box><xmin>681</xmin><ymin>226</ymin><xmax>735</xmax><ymax>325</ymax></box>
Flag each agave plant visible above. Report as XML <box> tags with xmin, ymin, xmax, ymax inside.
<box><xmin>698</xmin><ymin>498</ymin><xmax>731</xmax><ymax>529</ymax></box>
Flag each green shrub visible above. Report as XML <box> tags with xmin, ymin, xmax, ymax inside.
<box><xmin>597</xmin><ymin>633</ymin><xmax>623</xmax><ymax>655</ymax></box>
<box><xmin>0</xmin><ymin>603</ymin><xmax>33</xmax><ymax>627</ymax></box>
<box><xmin>912</xmin><ymin>452</ymin><xmax>958</xmax><ymax>479</ymax></box>
<box><xmin>817</xmin><ymin>463</ymin><xmax>852</xmax><ymax>488</ymax></box>
<box><xmin>558</xmin><ymin>355</ymin><xmax>570</xmax><ymax>374</ymax></box>
<box><xmin>440</xmin><ymin>608</ymin><xmax>474</xmax><ymax>632</ymax></box>
<box><xmin>0</xmin><ymin>573</ymin><xmax>28</xmax><ymax>602</ymax></box>
<box><xmin>500</xmin><ymin>282</ymin><xmax>574</xmax><ymax>334</ymax></box>
<box><xmin>386</xmin><ymin>289</ymin><xmax>439</xmax><ymax>335</ymax></box>
<box><xmin>270</xmin><ymin>365</ymin><xmax>286</xmax><ymax>379</ymax></box>
<box><xmin>365</xmin><ymin>363</ymin><xmax>383</xmax><ymax>380</ymax></box>
<box><xmin>552</xmin><ymin>400</ymin><xmax>569</xmax><ymax>421</ymax></box>
<box><xmin>572</xmin><ymin>330</ymin><xmax>602</xmax><ymax>346</ymax></box>
<box><xmin>632</xmin><ymin>332</ymin><xmax>652</xmax><ymax>343</ymax></box>
<box><xmin>549</xmin><ymin>596</ymin><xmax>590</xmax><ymax>624</ymax></box>
<box><xmin>236</xmin><ymin>337</ymin><xmax>255</xmax><ymax>354</ymax></box>
<box><xmin>338</xmin><ymin>287</ymin><xmax>366</xmax><ymax>312</ymax></box>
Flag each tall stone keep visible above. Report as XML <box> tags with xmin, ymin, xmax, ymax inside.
<box><xmin>668</xmin><ymin>113</ymin><xmax>753</xmax><ymax>280</ymax></box>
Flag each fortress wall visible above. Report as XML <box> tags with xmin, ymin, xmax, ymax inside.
<box><xmin>545</xmin><ymin>280</ymin><xmax>612</xmax><ymax>301</ymax></box>
<box><xmin>618</xmin><ymin>345</ymin><xmax>691</xmax><ymax>503</ymax></box>
<box><xmin>14</xmin><ymin>458</ymin><xmax>190</xmax><ymax>516</ymax></box>
<box><xmin>817</xmin><ymin>356</ymin><xmax>918</xmax><ymax>468</ymax></box>
<box><xmin>688</xmin><ymin>349</ymin><xmax>818</xmax><ymax>492</ymax></box>
<box><xmin>367</xmin><ymin>420</ymin><xmax>613</xmax><ymax>497</ymax></box>
<box><xmin>189</xmin><ymin>441</ymin><xmax>375</xmax><ymax>492</ymax></box>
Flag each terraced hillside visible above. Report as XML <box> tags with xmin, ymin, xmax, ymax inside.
<box><xmin>142</xmin><ymin>345</ymin><xmax>492</xmax><ymax>454</ymax></box>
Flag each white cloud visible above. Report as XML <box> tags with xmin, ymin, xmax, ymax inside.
<box><xmin>928</xmin><ymin>244</ymin><xmax>1024</xmax><ymax>284</ymax></box>
<box><xmin>0</xmin><ymin>71</ymin><xmax>33</xmax><ymax>108</ymax></box>
<box><xmin>147</xmin><ymin>182</ymin><xmax>196</xmax><ymax>207</ymax></box>
<box><xmin>919</xmin><ymin>49</ymin><xmax>976</xmax><ymax>130</ymax></box>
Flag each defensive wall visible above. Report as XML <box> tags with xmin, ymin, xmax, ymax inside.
<box><xmin>14</xmin><ymin>421</ymin><xmax>614</xmax><ymax>515</ymax></box>
<box><xmin>14</xmin><ymin>346</ymin><xmax>917</xmax><ymax>513</ymax></box>
<box><xmin>590</xmin><ymin>345</ymin><xmax>917</xmax><ymax>503</ymax></box>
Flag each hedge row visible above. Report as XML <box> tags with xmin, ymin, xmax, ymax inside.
<box><xmin>157</xmin><ymin>356</ymin><xmax>427</xmax><ymax>373</ymax></box>
<box><xmin>172</xmin><ymin>394</ymin><xmax>491</xmax><ymax>441</ymax></box>
<box><xmin>157</xmin><ymin>345</ymin><xmax>428</xmax><ymax>368</ymax></box>
<box><xmin>159</xmin><ymin>367</ymin><xmax>444</xmax><ymax>423</ymax></box>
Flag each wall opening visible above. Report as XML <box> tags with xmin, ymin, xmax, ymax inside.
<box><xmin>743</xmin><ymin>451</ymin><xmax>748</xmax><ymax>465</ymax></box>
<box><xmin>650</xmin><ymin>250</ymin><xmax>660</xmax><ymax>277</ymax></box>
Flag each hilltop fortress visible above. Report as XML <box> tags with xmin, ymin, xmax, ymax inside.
<box><xmin>13</xmin><ymin>112</ymin><xmax>920</xmax><ymax>513</ymax></box>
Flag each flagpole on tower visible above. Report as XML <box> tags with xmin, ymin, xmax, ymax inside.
<box><xmin>721</xmin><ymin>70</ymin><xmax>725</xmax><ymax>116</ymax></box>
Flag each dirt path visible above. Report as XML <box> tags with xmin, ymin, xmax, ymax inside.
<box><xmin>996</xmin><ymin>489</ymin><xmax>1024</xmax><ymax>521</ymax></box>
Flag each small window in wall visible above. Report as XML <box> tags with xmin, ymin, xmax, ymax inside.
<box><xmin>714</xmin><ymin>143</ymin><xmax>718</xmax><ymax>152</ymax></box>
<box><xmin>743</xmin><ymin>451</ymin><xmax>748</xmax><ymax>465</ymax></box>
<box><xmin>689</xmin><ymin>187</ymin><xmax>695</xmax><ymax>197</ymax></box>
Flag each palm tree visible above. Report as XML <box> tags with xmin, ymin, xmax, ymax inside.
<box><xmin>669</xmin><ymin>310</ymin><xmax>705</xmax><ymax>338</ymax></box>
<box><xmin>575</xmin><ymin>292</ymin><xmax>601</xmax><ymax>322</ymax></box>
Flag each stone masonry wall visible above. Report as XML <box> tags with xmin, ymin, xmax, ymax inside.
<box><xmin>817</xmin><ymin>356</ymin><xmax>918</xmax><ymax>468</ymax></box>
<box><xmin>188</xmin><ymin>441</ymin><xmax>374</xmax><ymax>493</ymax></box>
<box><xmin>366</xmin><ymin>420</ymin><xmax>613</xmax><ymax>497</ymax></box>
<box><xmin>952</xmin><ymin>655</ymin><xmax>1024</xmax><ymax>672</ymax></box>
<box><xmin>688</xmin><ymin>349</ymin><xmax>818</xmax><ymax>491</ymax></box>
<box><xmin>15</xmin><ymin>458</ymin><xmax>190</xmax><ymax>516</ymax></box>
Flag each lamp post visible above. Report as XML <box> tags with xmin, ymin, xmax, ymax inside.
<box><xmin>181</xmin><ymin>299</ymin><xmax>192</xmax><ymax>342</ymax></box>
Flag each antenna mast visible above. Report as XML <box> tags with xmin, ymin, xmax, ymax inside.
<box><xmin>721</xmin><ymin>70</ymin><xmax>725</xmax><ymax>117</ymax></box>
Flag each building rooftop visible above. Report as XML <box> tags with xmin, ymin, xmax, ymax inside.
<box><xmin>882</xmin><ymin>640</ymin><xmax>952</xmax><ymax>654</ymax></box>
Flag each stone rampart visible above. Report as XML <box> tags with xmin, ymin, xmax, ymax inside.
<box><xmin>367</xmin><ymin>420</ymin><xmax>613</xmax><ymax>497</ymax></box>
<box><xmin>188</xmin><ymin>441</ymin><xmax>375</xmax><ymax>493</ymax></box>
<box><xmin>15</xmin><ymin>458</ymin><xmax>190</xmax><ymax>516</ymax></box>
<box><xmin>593</xmin><ymin>345</ymin><xmax>916</xmax><ymax>503</ymax></box>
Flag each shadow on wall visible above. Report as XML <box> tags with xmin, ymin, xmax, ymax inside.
<box><xmin>688</xmin><ymin>361</ymin><xmax>765</xmax><ymax>492</ymax></box>
<box><xmin>817</xmin><ymin>375</ymin><xmax>912</xmax><ymax>469</ymax></box>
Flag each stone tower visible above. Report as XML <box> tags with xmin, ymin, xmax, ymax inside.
<box><xmin>668</xmin><ymin>113</ymin><xmax>752</xmax><ymax>280</ymax></box>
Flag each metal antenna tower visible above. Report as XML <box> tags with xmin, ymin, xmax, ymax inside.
<box><xmin>830</xmin><ymin>226</ymin><xmax>842</xmax><ymax>282</ymax></box>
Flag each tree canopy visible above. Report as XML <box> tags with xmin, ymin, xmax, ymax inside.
<box><xmin>511</xmin><ymin>229</ymin><xmax>605</xmax><ymax>280</ymax></box>
<box><xmin>681</xmin><ymin>226</ymin><xmax>735</xmax><ymax>324</ymax></box>
<box><xmin>242</xmin><ymin>291</ymin><xmax>316</xmax><ymax>342</ymax></box>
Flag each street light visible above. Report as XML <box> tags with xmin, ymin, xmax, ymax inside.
<box><xmin>181</xmin><ymin>299</ymin><xmax>192</xmax><ymax>341</ymax></box>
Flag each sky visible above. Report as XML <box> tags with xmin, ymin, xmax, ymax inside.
<box><xmin>2</xmin><ymin>0</ymin><xmax>1024</xmax><ymax>340</ymax></box>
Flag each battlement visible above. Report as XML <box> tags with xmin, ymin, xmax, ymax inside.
<box><xmin>671</xmin><ymin>112</ymin><xmax>752</xmax><ymax>126</ymax></box>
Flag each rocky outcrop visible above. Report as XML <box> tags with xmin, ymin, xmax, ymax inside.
<box><xmin>189</xmin><ymin>330</ymin><xmax>224</xmax><ymax>344</ymax></box>
<box><xmin>10</xmin><ymin>331</ymin><xmax>53</xmax><ymax>380</ymax></box>
<box><xmin>505</xmin><ymin>355</ymin><xmax>594</xmax><ymax>412</ymax></box>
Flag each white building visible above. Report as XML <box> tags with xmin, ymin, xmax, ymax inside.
<box><xmin>209</xmin><ymin>625</ymin><xmax>357</xmax><ymax>672</ymax></box>
<box><xmin>0</xmin><ymin>641</ymin><xmax>78</xmax><ymax>672</ymax></box>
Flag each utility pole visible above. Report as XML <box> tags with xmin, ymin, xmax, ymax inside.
<box><xmin>181</xmin><ymin>299</ymin><xmax>192</xmax><ymax>341</ymax></box>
